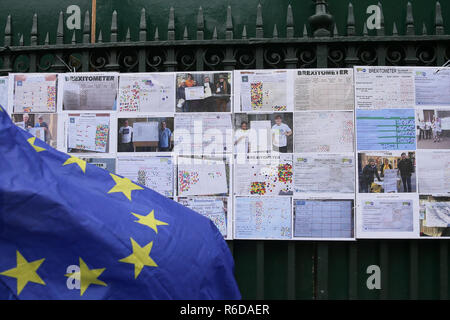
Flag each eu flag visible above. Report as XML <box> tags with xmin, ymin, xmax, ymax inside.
<box><xmin>0</xmin><ymin>109</ymin><xmax>241</xmax><ymax>300</ymax></box>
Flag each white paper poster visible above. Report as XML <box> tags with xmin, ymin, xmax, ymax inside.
<box><xmin>357</xmin><ymin>194</ymin><xmax>419</xmax><ymax>238</ymax></box>
<box><xmin>415</xmin><ymin>68</ymin><xmax>450</xmax><ymax>106</ymax></box>
<box><xmin>174</xmin><ymin>113</ymin><xmax>232</xmax><ymax>154</ymax></box>
<box><xmin>185</xmin><ymin>86</ymin><xmax>205</xmax><ymax>100</ymax></box>
<box><xmin>294</xmin><ymin>111</ymin><xmax>354</xmax><ymax>152</ymax></box>
<box><xmin>178</xmin><ymin>197</ymin><xmax>227</xmax><ymax>236</ymax></box>
<box><xmin>13</xmin><ymin>74</ymin><xmax>57</xmax><ymax>113</ymax></box>
<box><xmin>234</xmin><ymin>154</ymin><xmax>293</xmax><ymax>196</ymax></box>
<box><xmin>67</xmin><ymin>114</ymin><xmax>109</xmax><ymax>153</ymax></box>
<box><xmin>177</xmin><ymin>157</ymin><xmax>228</xmax><ymax>196</ymax></box>
<box><xmin>354</xmin><ymin>67</ymin><xmax>415</xmax><ymax>109</ymax></box>
<box><xmin>361</xmin><ymin>199</ymin><xmax>413</xmax><ymax>231</ymax></box>
<box><xmin>237</xmin><ymin>70</ymin><xmax>291</xmax><ymax>112</ymax></box>
<box><xmin>423</xmin><ymin>202</ymin><xmax>450</xmax><ymax>228</ymax></box>
<box><xmin>117</xmin><ymin>156</ymin><xmax>174</xmax><ymax>197</ymax></box>
<box><xmin>234</xmin><ymin>197</ymin><xmax>291</xmax><ymax>239</ymax></box>
<box><xmin>0</xmin><ymin>76</ymin><xmax>8</xmax><ymax>112</ymax></box>
<box><xmin>249</xmin><ymin>120</ymin><xmax>272</xmax><ymax>152</ymax></box>
<box><xmin>133</xmin><ymin>122</ymin><xmax>159</xmax><ymax>142</ymax></box>
<box><xmin>294</xmin><ymin>200</ymin><xmax>353</xmax><ymax>238</ymax></box>
<box><xmin>382</xmin><ymin>169</ymin><xmax>398</xmax><ymax>193</ymax></box>
<box><xmin>28</xmin><ymin>127</ymin><xmax>45</xmax><ymax>142</ymax></box>
<box><xmin>294</xmin><ymin>68</ymin><xmax>354</xmax><ymax>110</ymax></box>
<box><xmin>63</xmin><ymin>73</ymin><xmax>118</xmax><ymax>110</ymax></box>
<box><xmin>293</xmin><ymin>154</ymin><xmax>354</xmax><ymax>193</ymax></box>
<box><xmin>417</xmin><ymin>151</ymin><xmax>450</xmax><ymax>194</ymax></box>
<box><xmin>118</xmin><ymin>73</ymin><xmax>175</xmax><ymax>112</ymax></box>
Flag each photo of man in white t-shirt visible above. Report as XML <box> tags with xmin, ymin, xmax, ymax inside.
<box><xmin>271</xmin><ymin>115</ymin><xmax>292</xmax><ymax>153</ymax></box>
<box><xmin>119</xmin><ymin>119</ymin><xmax>134</xmax><ymax>152</ymax></box>
<box><xmin>234</xmin><ymin>121</ymin><xmax>250</xmax><ymax>153</ymax></box>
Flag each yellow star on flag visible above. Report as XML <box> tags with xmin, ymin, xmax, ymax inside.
<box><xmin>131</xmin><ymin>210</ymin><xmax>168</xmax><ymax>234</ymax></box>
<box><xmin>27</xmin><ymin>137</ymin><xmax>46</xmax><ymax>152</ymax></box>
<box><xmin>107</xmin><ymin>173</ymin><xmax>143</xmax><ymax>201</ymax></box>
<box><xmin>119</xmin><ymin>238</ymin><xmax>158</xmax><ymax>279</ymax></box>
<box><xmin>63</xmin><ymin>156</ymin><xmax>87</xmax><ymax>173</ymax></box>
<box><xmin>0</xmin><ymin>105</ymin><xmax>3</xmax><ymax>112</ymax></box>
<box><xmin>65</xmin><ymin>257</ymin><xmax>107</xmax><ymax>296</ymax></box>
<box><xmin>0</xmin><ymin>251</ymin><xmax>46</xmax><ymax>295</ymax></box>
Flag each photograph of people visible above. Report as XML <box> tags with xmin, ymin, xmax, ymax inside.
<box><xmin>118</xmin><ymin>119</ymin><xmax>134</xmax><ymax>152</ymax></box>
<box><xmin>234</xmin><ymin>121</ymin><xmax>250</xmax><ymax>153</ymax></box>
<box><xmin>12</xmin><ymin>113</ymin><xmax>58</xmax><ymax>148</ymax></box>
<box><xmin>201</xmin><ymin>75</ymin><xmax>216</xmax><ymax>111</ymax></box>
<box><xmin>233</xmin><ymin>113</ymin><xmax>293</xmax><ymax>153</ymax></box>
<box><xmin>380</xmin><ymin>158</ymin><xmax>392</xmax><ymax>177</ymax></box>
<box><xmin>176</xmin><ymin>81</ymin><xmax>187</xmax><ymax>112</ymax></box>
<box><xmin>425</xmin><ymin>120</ymin><xmax>432</xmax><ymax>140</ymax></box>
<box><xmin>420</xmin><ymin>195</ymin><xmax>450</xmax><ymax>238</ymax></box>
<box><xmin>158</xmin><ymin>121</ymin><xmax>172</xmax><ymax>151</ymax></box>
<box><xmin>215</xmin><ymin>74</ymin><xmax>231</xmax><ymax>112</ymax></box>
<box><xmin>183</xmin><ymin>73</ymin><xmax>198</xmax><ymax>112</ymax></box>
<box><xmin>22</xmin><ymin>113</ymin><xmax>33</xmax><ymax>129</ymax></box>
<box><xmin>35</xmin><ymin>116</ymin><xmax>51</xmax><ymax>144</ymax></box>
<box><xmin>203</xmin><ymin>76</ymin><xmax>213</xmax><ymax>98</ymax></box>
<box><xmin>118</xmin><ymin>117</ymin><xmax>174</xmax><ymax>152</ymax></box>
<box><xmin>416</xmin><ymin>109</ymin><xmax>449</xmax><ymax>149</ymax></box>
<box><xmin>432</xmin><ymin>117</ymin><xmax>442</xmax><ymax>143</ymax></box>
<box><xmin>358</xmin><ymin>152</ymin><xmax>416</xmax><ymax>193</ymax></box>
<box><xmin>176</xmin><ymin>72</ymin><xmax>232</xmax><ymax>112</ymax></box>
<box><xmin>360</xmin><ymin>158</ymin><xmax>381</xmax><ymax>193</ymax></box>
<box><xmin>185</xmin><ymin>73</ymin><xmax>196</xmax><ymax>87</ymax></box>
<box><xmin>418</xmin><ymin>118</ymin><xmax>425</xmax><ymax>140</ymax></box>
<box><xmin>271</xmin><ymin>115</ymin><xmax>292</xmax><ymax>153</ymax></box>
<box><xmin>397</xmin><ymin>152</ymin><xmax>414</xmax><ymax>193</ymax></box>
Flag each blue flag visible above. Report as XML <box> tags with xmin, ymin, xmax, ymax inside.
<box><xmin>0</xmin><ymin>109</ymin><xmax>240</xmax><ymax>300</ymax></box>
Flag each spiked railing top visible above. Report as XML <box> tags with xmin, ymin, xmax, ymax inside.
<box><xmin>197</xmin><ymin>7</ymin><xmax>204</xmax><ymax>40</ymax></box>
<box><xmin>255</xmin><ymin>3</ymin><xmax>263</xmax><ymax>38</ymax></box>
<box><xmin>139</xmin><ymin>8</ymin><xmax>146</xmax><ymax>41</ymax></box>
<box><xmin>0</xmin><ymin>1</ymin><xmax>448</xmax><ymax>48</ymax></box>
<box><xmin>110</xmin><ymin>10</ymin><xmax>118</xmax><ymax>42</ymax></box>
<box><xmin>168</xmin><ymin>7</ymin><xmax>175</xmax><ymax>41</ymax></box>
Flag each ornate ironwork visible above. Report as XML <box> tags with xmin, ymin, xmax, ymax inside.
<box><xmin>0</xmin><ymin>1</ymin><xmax>449</xmax><ymax>74</ymax></box>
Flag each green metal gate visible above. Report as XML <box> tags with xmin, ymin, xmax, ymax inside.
<box><xmin>0</xmin><ymin>0</ymin><xmax>449</xmax><ymax>299</ymax></box>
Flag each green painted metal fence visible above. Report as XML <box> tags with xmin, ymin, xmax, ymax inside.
<box><xmin>0</xmin><ymin>0</ymin><xmax>449</xmax><ymax>299</ymax></box>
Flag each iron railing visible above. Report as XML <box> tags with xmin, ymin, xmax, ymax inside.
<box><xmin>0</xmin><ymin>1</ymin><xmax>449</xmax><ymax>74</ymax></box>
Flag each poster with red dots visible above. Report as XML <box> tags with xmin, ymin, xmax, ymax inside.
<box><xmin>118</xmin><ymin>73</ymin><xmax>175</xmax><ymax>113</ymax></box>
<box><xmin>13</xmin><ymin>73</ymin><xmax>57</xmax><ymax>113</ymax></box>
<box><xmin>177</xmin><ymin>156</ymin><xmax>228</xmax><ymax>196</ymax></box>
<box><xmin>235</xmin><ymin>69</ymin><xmax>293</xmax><ymax>112</ymax></box>
<box><xmin>234</xmin><ymin>154</ymin><xmax>293</xmax><ymax>196</ymax></box>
